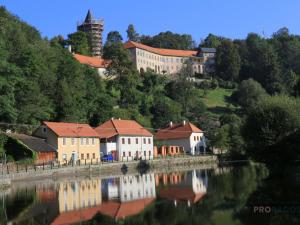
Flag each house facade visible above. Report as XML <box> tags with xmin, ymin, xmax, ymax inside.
<box><xmin>34</xmin><ymin>121</ymin><xmax>100</xmax><ymax>163</ymax></box>
<box><xmin>155</xmin><ymin>121</ymin><xmax>206</xmax><ymax>155</ymax></box>
<box><xmin>124</xmin><ymin>41</ymin><xmax>216</xmax><ymax>75</ymax></box>
<box><xmin>95</xmin><ymin>118</ymin><xmax>153</xmax><ymax>161</ymax></box>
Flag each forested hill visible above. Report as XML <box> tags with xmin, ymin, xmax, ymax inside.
<box><xmin>0</xmin><ymin>6</ymin><xmax>206</xmax><ymax>131</ymax></box>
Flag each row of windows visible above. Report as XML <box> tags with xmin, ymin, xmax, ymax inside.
<box><xmin>194</xmin><ymin>136</ymin><xmax>204</xmax><ymax>141</ymax></box>
<box><xmin>62</xmin><ymin>153</ymin><xmax>97</xmax><ymax>160</ymax></box>
<box><xmin>136</xmin><ymin>49</ymin><xmax>183</xmax><ymax>63</ymax></box>
<box><xmin>62</xmin><ymin>137</ymin><xmax>95</xmax><ymax>146</ymax></box>
<box><xmin>121</xmin><ymin>137</ymin><xmax>151</xmax><ymax>145</ymax></box>
<box><xmin>122</xmin><ymin>151</ymin><xmax>151</xmax><ymax>157</ymax></box>
<box><xmin>123</xmin><ymin>188</ymin><xmax>154</xmax><ymax>200</ymax></box>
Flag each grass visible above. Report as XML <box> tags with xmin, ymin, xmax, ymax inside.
<box><xmin>199</xmin><ymin>88</ymin><xmax>237</xmax><ymax>116</ymax></box>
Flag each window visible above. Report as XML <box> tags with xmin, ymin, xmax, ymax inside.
<box><xmin>92</xmin><ymin>138</ymin><xmax>95</xmax><ymax>145</ymax></box>
<box><xmin>148</xmin><ymin>138</ymin><xmax>151</xmax><ymax>144</ymax></box>
<box><xmin>93</xmin><ymin>153</ymin><xmax>95</xmax><ymax>159</ymax></box>
<box><xmin>122</xmin><ymin>138</ymin><xmax>125</xmax><ymax>144</ymax></box>
<box><xmin>194</xmin><ymin>136</ymin><xmax>196</xmax><ymax>141</ymax></box>
<box><xmin>136</xmin><ymin>138</ymin><xmax>138</xmax><ymax>144</ymax></box>
<box><xmin>129</xmin><ymin>152</ymin><xmax>131</xmax><ymax>157</ymax></box>
<box><xmin>144</xmin><ymin>151</ymin><xmax>146</xmax><ymax>156</ymax></box>
<box><xmin>43</xmin><ymin>127</ymin><xmax>47</xmax><ymax>133</ymax></box>
<box><xmin>81</xmin><ymin>138</ymin><xmax>84</xmax><ymax>145</ymax></box>
<box><xmin>81</xmin><ymin>154</ymin><xmax>84</xmax><ymax>160</ymax></box>
<box><xmin>143</xmin><ymin>138</ymin><xmax>146</xmax><ymax>144</ymax></box>
<box><xmin>63</xmin><ymin>138</ymin><xmax>66</xmax><ymax>145</ymax></box>
<box><xmin>123</xmin><ymin>152</ymin><xmax>126</xmax><ymax>157</ymax></box>
<box><xmin>128</xmin><ymin>138</ymin><xmax>131</xmax><ymax>144</ymax></box>
<box><xmin>149</xmin><ymin>151</ymin><xmax>151</xmax><ymax>156</ymax></box>
<box><xmin>86</xmin><ymin>138</ymin><xmax>89</xmax><ymax>145</ymax></box>
<box><xmin>87</xmin><ymin>153</ymin><xmax>90</xmax><ymax>159</ymax></box>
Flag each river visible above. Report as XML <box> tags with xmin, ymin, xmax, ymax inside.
<box><xmin>1</xmin><ymin>163</ymin><xmax>299</xmax><ymax>225</ymax></box>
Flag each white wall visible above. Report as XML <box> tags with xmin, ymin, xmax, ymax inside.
<box><xmin>119</xmin><ymin>173</ymin><xmax>156</xmax><ymax>202</ymax></box>
<box><xmin>117</xmin><ymin>135</ymin><xmax>153</xmax><ymax>161</ymax></box>
<box><xmin>100</xmin><ymin>142</ymin><xmax>117</xmax><ymax>155</ymax></box>
<box><xmin>189</xmin><ymin>132</ymin><xmax>206</xmax><ymax>155</ymax></box>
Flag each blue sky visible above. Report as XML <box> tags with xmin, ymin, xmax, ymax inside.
<box><xmin>1</xmin><ymin>0</ymin><xmax>299</xmax><ymax>44</ymax></box>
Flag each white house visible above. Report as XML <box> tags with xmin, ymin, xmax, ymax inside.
<box><xmin>95</xmin><ymin>118</ymin><xmax>154</xmax><ymax>161</ymax></box>
<box><xmin>155</xmin><ymin>121</ymin><xmax>206</xmax><ymax>155</ymax></box>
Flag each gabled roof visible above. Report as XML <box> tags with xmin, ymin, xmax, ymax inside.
<box><xmin>43</xmin><ymin>121</ymin><xmax>99</xmax><ymax>137</ymax></box>
<box><xmin>124</xmin><ymin>41</ymin><xmax>198</xmax><ymax>57</ymax></box>
<box><xmin>155</xmin><ymin>122</ymin><xmax>203</xmax><ymax>140</ymax></box>
<box><xmin>160</xmin><ymin>187</ymin><xmax>205</xmax><ymax>204</ymax></box>
<box><xmin>95</xmin><ymin>119</ymin><xmax>153</xmax><ymax>138</ymax></box>
<box><xmin>51</xmin><ymin>198</ymin><xmax>155</xmax><ymax>225</ymax></box>
<box><xmin>74</xmin><ymin>54</ymin><xmax>110</xmax><ymax>68</ymax></box>
<box><xmin>6</xmin><ymin>133</ymin><xmax>56</xmax><ymax>152</ymax></box>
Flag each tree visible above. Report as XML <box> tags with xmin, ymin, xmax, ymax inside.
<box><xmin>243</xmin><ymin>95</ymin><xmax>300</xmax><ymax>162</ymax></box>
<box><xmin>105</xmin><ymin>31</ymin><xmax>123</xmax><ymax>46</ymax></box>
<box><xmin>140</xmin><ymin>31</ymin><xmax>195</xmax><ymax>50</ymax></box>
<box><xmin>199</xmin><ymin>33</ymin><xmax>223</xmax><ymax>48</ymax></box>
<box><xmin>126</xmin><ymin>24</ymin><xmax>139</xmax><ymax>42</ymax></box>
<box><xmin>66</xmin><ymin>31</ymin><xmax>90</xmax><ymax>55</ymax></box>
<box><xmin>216</xmin><ymin>40</ymin><xmax>241</xmax><ymax>81</ymax></box>
<box><xmin>151</xmin><ymin>95</ymin><xmax>182</xmax><ymax>129</ymax></box>
<box><xmin>231</xmin><ymin>78</ymin><xmax>267</xmax><ymax>110</ymax></box>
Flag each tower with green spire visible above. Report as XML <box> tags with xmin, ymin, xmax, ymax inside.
<box><xmin>77</xmin><ymin>10</ymin><xmax>104</xmax><ymax>57</ymax></box>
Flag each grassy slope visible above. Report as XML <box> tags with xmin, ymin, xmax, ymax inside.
<box><xmin>199</xmin><ymin>88</ymin><xmax>236</xmax><ymax>116</ymax></box>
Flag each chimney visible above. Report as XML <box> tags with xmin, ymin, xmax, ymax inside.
<box><xmin>111</xmin><ymin>117</ymin><xmax>114</xmax><ymax>120</ymax></box>
<box><xmin>118</xmin><ymin>118</ymin><xmax>121</xmax><ymax>120</ymax></box>
<box><xmin>183</xmin><ymin>120</ymin><xmax>186</xmax><ymax>126</ymax></box>
<box><xmin>68</xmin><ymin>45</ymin><xmax>72</xmax><ymax>53</ymax></box>
<box><xmin>169</xmin><ymin>121</ymin><xmax>173</xmax><ymax>127</ymax></box>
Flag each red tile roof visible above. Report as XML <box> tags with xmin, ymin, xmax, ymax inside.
<box><xmin>95</xmin><ymin>119</ymin><xmax>153</xmax><ymax>138</ymax></box>
<box><xmin>74</xmin><ymin>54</ymin><xmax>110</xmax><ymax>68</ymax></box>
<box><xmin>124</xmin><ymin>41</ymin><xmax>198</xmax><ymax>57</ymax></box>
<box><xmin>160</xmin><ymin>187</ymin><xmax>205</xmax><ymax>204</ymax></box>
<box><xmin>51</xmin><ymin>198</ymin><xmax>155</xmax><ymax>225</ymax></box>
<box><xmin>43</xmin><ymin>121</ymin><xmax>99</xmax><ymax>137</ymax></box>
<box><xmin>155</xmin><ymin>122</ymin><xmax>203</xmax><ymax>140</ymax></box>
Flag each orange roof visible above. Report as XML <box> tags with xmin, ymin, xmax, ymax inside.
<box><xmin>155</xmin><ymin>122</ymin><xmax>203</xmax><ymax>140</ymax></box>
<box><xmin>43</xmin><ymin>121</ymin><xmax>99</xmax><ymax>137</ymax></box>
<box><xmin>74</xmin><ymin>53</ymin><xmax>110</xmax><ymax>68</ymax></box>
<box><xmin>160</xmin><ymin>187</ymin><xmax>205</xmax><ymax>204</ymax></box>
<box><xmin>51</xmin><ymin>199</ymin><xmax>155</xmax><ymax>225</ymax></box>
<box><xmin>95</xmin><ymin>119</ymin><xmax>153</xmax><ymax>138</ymax></box>
<box><xmin>124</xmin><ymin>41</ymin><xmax>198</xmax><ymax>57</ymax></box>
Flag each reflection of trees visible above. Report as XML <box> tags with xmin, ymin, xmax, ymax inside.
<box><xmin>237</xmin><ymin>168</ymin><xmax>300</xmax><ymax>225</ymax></box>
<box><xmin>84</xmin><ymin>164</ymin><xmax>268</xmax><ymax>225</ymax></box>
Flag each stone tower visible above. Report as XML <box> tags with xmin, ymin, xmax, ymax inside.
<box><xmin>77</xmin><ymin>10</ymin><xmax>104</xmax><ymax>57</ymax></box>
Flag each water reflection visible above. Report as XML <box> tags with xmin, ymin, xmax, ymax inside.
<box><xmin>3</xmin><ymin>169</ymin><xmax>209</xmax><ymax>225</ymax></box>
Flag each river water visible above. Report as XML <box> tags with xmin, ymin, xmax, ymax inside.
<box><xmin>1</xmin><ymin>163</ymin><xmax>300</xmax><ymax>225</ymax></box>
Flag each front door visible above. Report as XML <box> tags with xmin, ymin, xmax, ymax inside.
<box><xmin>72</xmin><ymin>152</ymin><xmax>77</xmax><ymax>164</ymax></box>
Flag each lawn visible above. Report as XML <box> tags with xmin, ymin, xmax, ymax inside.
<box><xmin>199</xmin><ymin>88</ymin><xmax>236</xmax><ymax>116</ymax></box>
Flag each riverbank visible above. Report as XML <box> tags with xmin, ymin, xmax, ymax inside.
<box><xmin>0</xmin><ymin>155</ymin><xmax>217</xmax><ymax>187</ymax></box>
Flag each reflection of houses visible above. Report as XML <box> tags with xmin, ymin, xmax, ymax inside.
<box><xmin>156</xmin><ymin>121</ymin><xmax>206</xmax><ymax>155</ymax></box>
<box><xmin>57</xmin><ymin>179</ymin><xmax>102</xmax><ymax>213</ymax></box>
<box><xmin>52</xmin><ymin>174</ymin><xmax>156</xmax><ymax>224</ymax></box>
<box><xmin>95</xmin><ymin>118</ymin><xmax>154</xmax><ymax>161</ymax></box>
<box><xmin>158</xmin><ymin>170</ymin><xmax>208</xmax><ymax>206</ymax></box>
<box><xmin>34</xmin><ymin>121</ymin><xmax>100</xmax><ymax>163</ymax></box>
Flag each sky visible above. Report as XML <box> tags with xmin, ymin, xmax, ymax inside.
<box><xmin>1</xmin><ymin>0</ymin><xmax>300</xmax><ymax>44</ymax></box>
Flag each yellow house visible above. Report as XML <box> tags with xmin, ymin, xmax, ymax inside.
<box><xmin>34</xmin><ymin>121</ymin><xmax>100</xmax><ymax>163</ymax></box>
